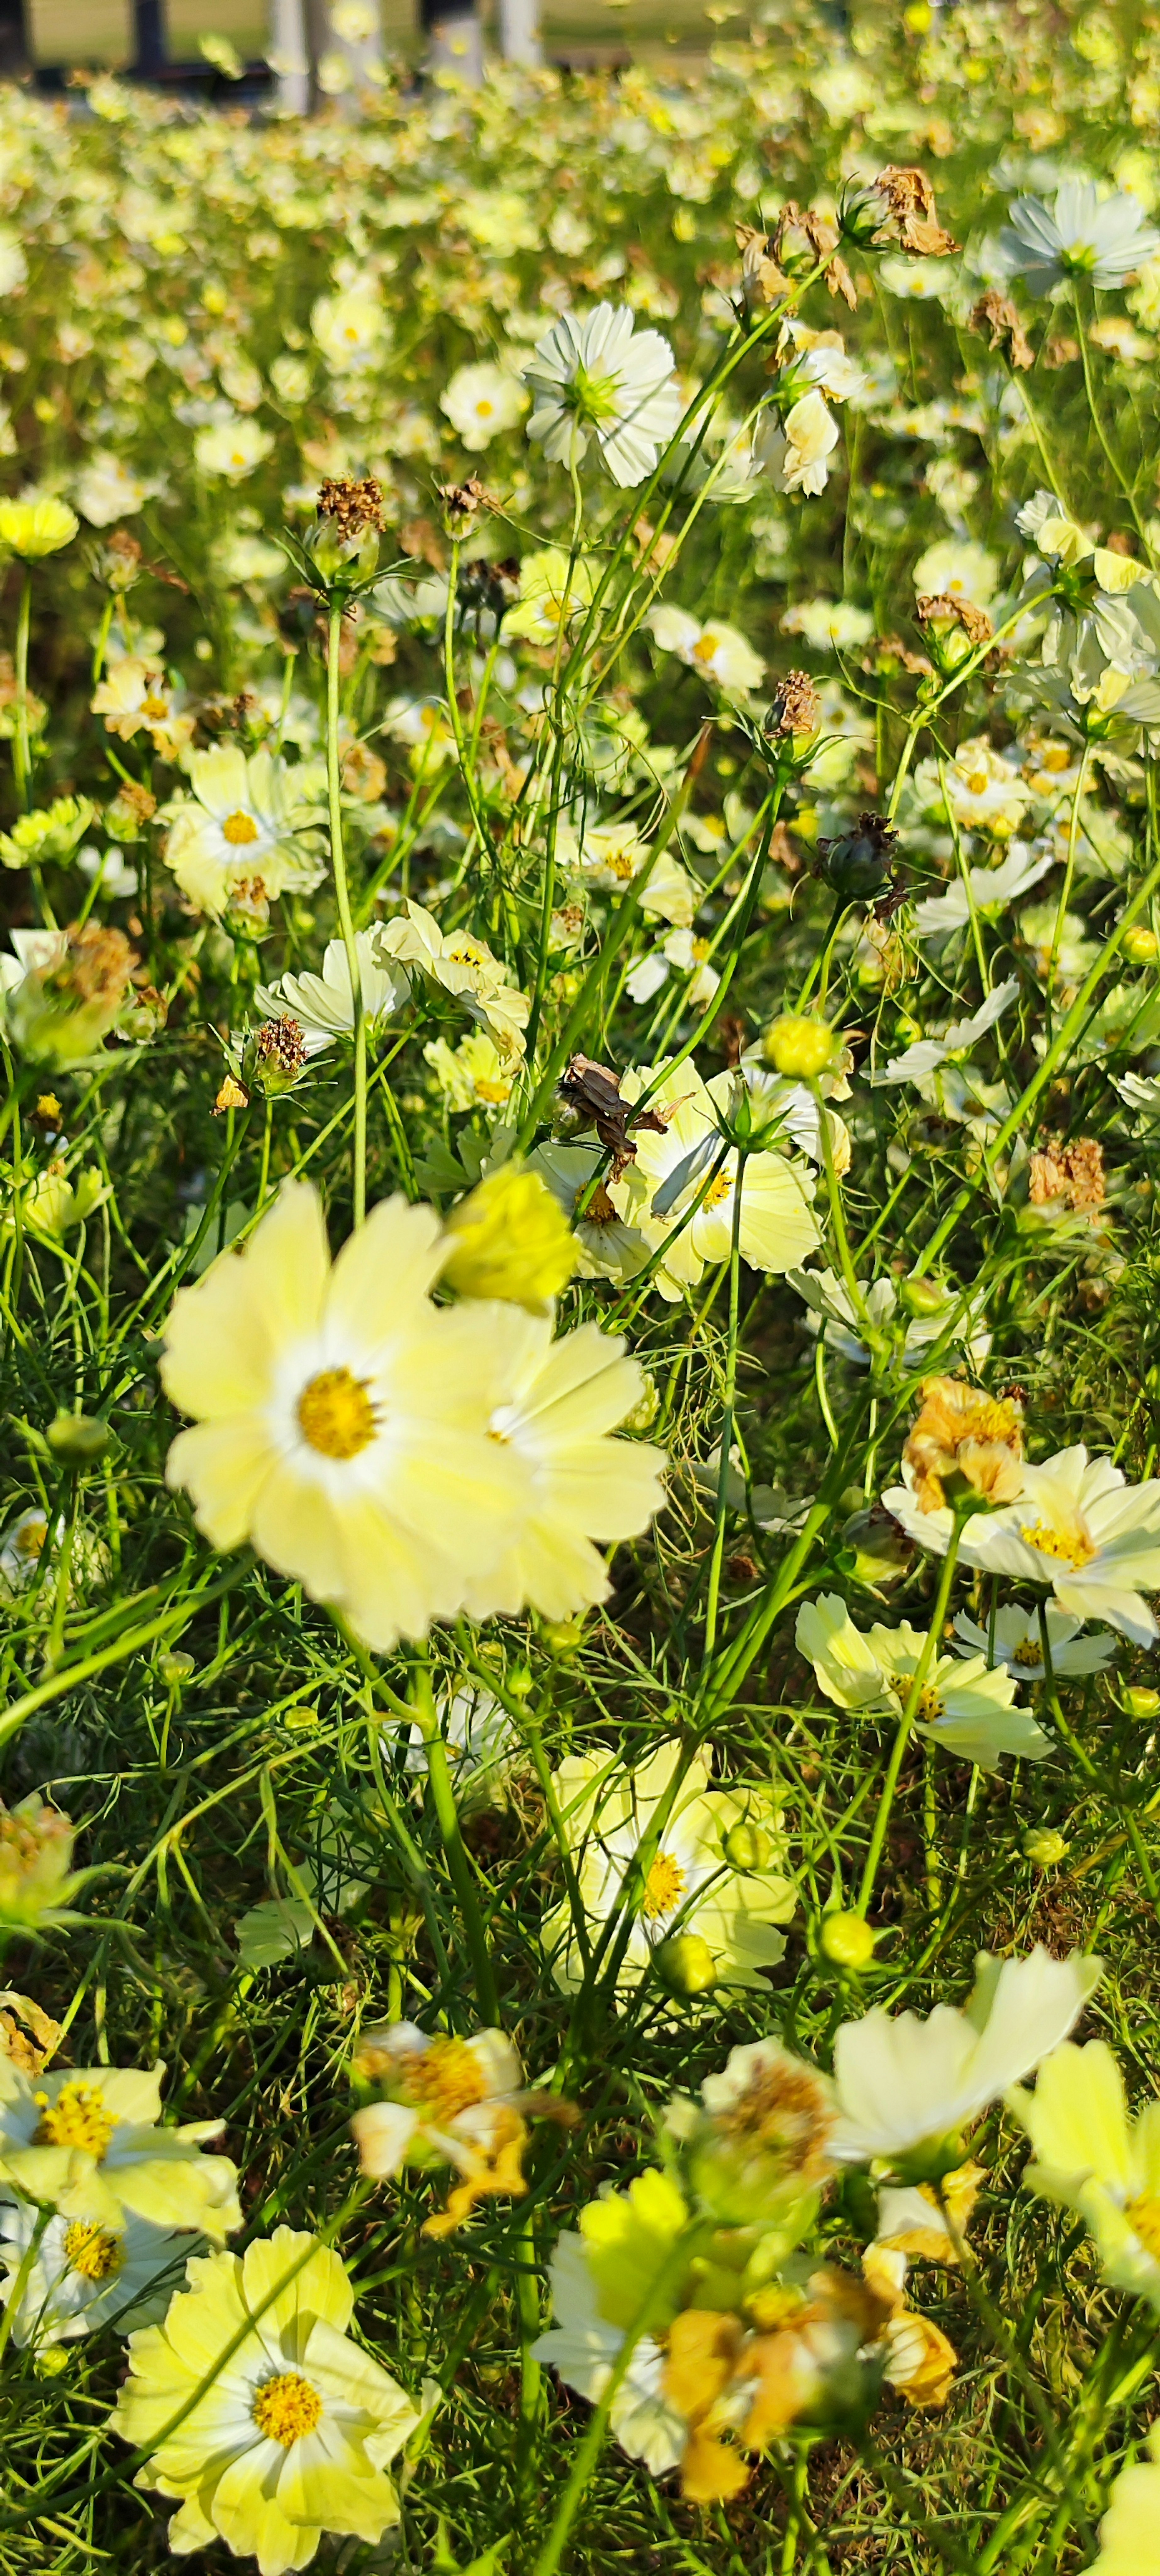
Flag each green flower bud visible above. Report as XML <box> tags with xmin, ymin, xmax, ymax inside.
<box><xmin>1023</xmin><ymin>1827</ymin><xmax>1069</xmax><ymax>1868</ymax></box>
<box><xmin>762</xmin><ymin>1014</ymin><xmax>838</xmax><ymax>1078</ymax></box>
<box><xmin>1124</xmin><ymin>1687</ymin><xmax>1160</xmax><ymax>1718</ymax></box>
<box><xmin>46</xmin><ymin>1412</ymin><xmax>110</xmax><ymax>1464</ymax></box>
<box><xmin>653</xmin><ymin>1933</ymin><xmax>718</xmax><ymax>1997</ymax></box>
<box><xmin>1122</xmin><ymin>926</ymin><xmax>1158</xmax><ymax>964</ymax></box>
<box><xmin>819</xmin><ymin>1911</ymin><xmax>877</xmax><ymax>1970</ymax></box>
<box><xmin>896</xmin><ymin>1273</ymin><xmax>948</xmax><ymax>1318</ymax></box>
<box><xmin>817</xmin><ymin>812</ymin><xmax>897</xmax><ymax>903</ymax></box>
<box><xmin>722</xmin><ymin>1821</ymin><xmax>773</xmax><ymax>1873</ymax></box>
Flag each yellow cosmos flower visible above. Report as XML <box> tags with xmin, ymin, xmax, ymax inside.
<box><xmin>439</xmin><ymin>1165</ymin><xmax>578</xmax><ymax>1311</ymax></box>
<box><xmin>0</xmin><ymin>2058</ymin><xmax>241</xmax><ymax>2241</ymax></box>
<box><xmin>1008</xmin><ymin>2038</ymin><xmax>1160</xmax><ymax>2310</ymax></box>
<box><xmin>459</xmin><ymin>1311</ymin><xmax>666</xmax><ymax>1623</ymax></box>
<box><xmin>1078</xmin><ymin>2429</ymin><xmax>1160</xmax><ymax>2576</ymax></box>
<box><xmin>110</xmin><ymin>2228</ymin><xmax>417</xmax><ymax>2576</ymax></box>
<box><xmin>0</xmin><ymin>494</ymin><xmax>78</xmax><ymax>558</ymax></box>
<box><xmin>161</xmin><ymin>1181</ymin><xmax>527</xmax><ymax>1651</ymax></box>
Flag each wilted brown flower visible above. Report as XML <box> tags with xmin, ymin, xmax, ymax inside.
<box><xmin>1028</xmin><ymin>1135</ymin><xmax>1107</xmax><ymax>1214</ymax></box>
<box><xmin>916</xmin><ymin>593</ymin><xmax>994</xmax><ymax>648</ymax></box>
<box><xmin>767</xmin><ymin>669</ymin><xmax>821</xmax><ymax>739</ymax></box>
<box><xmin>873</xmin><ymin>165</ymin><xmax>958</xmax><ymax>257</ymax></box>
<box><xmin>255</xmin><ymin>1015</ymin><xmax>309</xmax><ymax>1085</ymax></box>
<box><xmin>436</xmin><ymin>475</ymin><xmax>494</xmax><ymax>534</ymax></box>
<box><xmin>316</xmin><ymin>476</ymin><xmax>386</xmax><ymax>541</ymax></box>
<box><xmin>903</xmin><ymin>1374</ymin><xmax>1025</xmax><ymax>1515</ymax></box>
<box><xmin>969</xmin><ymin>289</ymin><xmax>1034</xmax><ymax>371</ymax></box>
<box><xmin>557</xmin><ymin>1053</ymin><xmax>667</xmax><ymax>1179</ymax></box>
<box><xmin>735</xmin><ymin>223</ymin><xmax>789</xmax><ymax>311</ymax></box>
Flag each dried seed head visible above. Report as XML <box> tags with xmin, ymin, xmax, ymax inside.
<box><xmin>316</xmin><ymin>476</ymin><xmax>386</xmax><ymax>541</ymax></box>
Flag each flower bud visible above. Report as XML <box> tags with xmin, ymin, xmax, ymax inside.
<box><xmin>159</xmin><ymin>1651</ymin><xmax>195</xmax><ymax>1689</ymax></box>
<box><xmin>0</xmin><ymin>495</ymin><xmax>78</xmax><ymax>559</ymax></box>
<box><xmin>762</xmin><ymin>1014</ymin><xmax>838</xmax><ymax>1079</ymax></box>
<box><xmin>653</xmin><ymin>1933</ymin><xmax>718</xmax><ymax>1997</ymax></box>
<box><xmin>46</xmin><ymin>1412</ymin><xmax>110</xmax><ymax>1464</ymax></box>
<box><xmin>439</xmin><ymin>1165</ymin><xmax>578</xmax><ymax>1312</ymax></box>
<box><xmin>1124</xmin><ymin>1686</ymin><xmax>1160</xmax><ymax>1718</ymax></box>
<box><xmin>817</xmin><ymin>812</ymin><xmax>897</xmax><ymax>902</ymax></box>
<box><xmin>839</xmin><ymin>1503</ymin><xmax>912</xmax><ymax>1592</ymax></box>
<box><xmin>819</xmin><ymin>1910</ymin><xmax>877</xmax><ymax>1970</ymax></box>
<box><xmin>1122</xmin><ymin>925</ymin><xmax>1159</xmax><ymax>964</ymax></box>
<box><xmin>0</xmin><ymin>1792</ymin><xmax>82</xmax><ymax>1933</ymax></box>
<box><xmin>896</xmin><ymin>1272</ymin><xmax>947</xmax><ymax>1319</ymax></box>
<box><xmin>722</xmin><ymin>1821</ymin><xmax>773</xmax><ymax>1873</ymax></box>
<box><xmin>1023</xmin><ymin>1827</ymin><xmax>1069</xmax><ymax>1868</ymax></box>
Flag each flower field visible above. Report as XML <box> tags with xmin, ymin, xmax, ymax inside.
<box><xmin>3</xmin><ymin>5</ymin><xmax>1160</xmax><ymax>2568</ymax></box>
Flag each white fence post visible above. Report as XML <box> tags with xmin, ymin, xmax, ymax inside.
<box><xmin>268</xmin><ymin>0</ymin><xmax>310</xmax><ymax>112</ymax></box>
<box><xmin>497</xmin><ymin>0</ymin><xmax>540</xmax><ymax>64</ymax></box>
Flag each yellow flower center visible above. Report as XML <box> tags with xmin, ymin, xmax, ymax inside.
<box><xmin>965</xmin><ymin>769</ymin><xmax>990</xmax><ymax>796</ymax></box>
<box><xmin>643</xmin><ymin>1851</ymin><xmax>687</xmax><ymax>1919</ymax></box>
<box><xmin>297</xmin><ymin>1367</ymin><xmax>378</xmax><ymax>1460</ymax></box>
<box><xmin>33</xmin><ymin>2082</ymin><xmax>115</xmax><ymax>2159</ymax></box>
<box><xmin>252</xmin><ymin>2371</ymin><xmax>324</xmax><ymax>2447</ymax></box>
<box><xmin>63</xmin><ymin>2220</ymin><xmax>123</xmax><ymax>2283</ymax></box>
<box><xmin>702</xmin><ymin>1170</ymin><xmax>733</xmax><ymax>1211</ymax></box>
<box><xmin>916</xmin><ymin>1683</ymin><xmax>945</xmax><ymax>1724</ymax></box>
<box><xmin>1019</xmin><ymin>1518</ymin><xmax>1096</xmax><ymax>1569</ymax></box>
<box><xmin>475</xmin><ymin>1074</ymin><xmax>511</xmax><ymax>1104</ymax></box>
<box><xmin>141</xmin><ymin>694</ymin><xmax>170</xmax><ymax>722</ymax></box>
<box><xmin>221</xmin><ymin>808</ymin><xmax>260</xmax><ymax>846</ymax></box>
<box><xmin>692</xmin><ymin>633</ymin><xmax>719</xmax><ymax>665</ymax></box>
<box><xmin>409</xmin><ymin>2036</ymin><xmax>489</xmax><ymax>2124</ymax></box>
<box><xmin>1013</xmin><ymin>1637</ymin><xmax>1043</xmax><ymax>1669</ymax></box>
<box><xmin>14</xmin><ymin>1518</ymin><xmax>47</xmax><ymax>1563</ymax></box>
<box><xmin>1126</xmin><ymin>2194</ymin><xmax>1160</xmax><ymax>2261</ymax></box>
<box><xmin>477</xmin><ymin>398</ymin><xmax>494</xmax><ymax>417</ymax></box>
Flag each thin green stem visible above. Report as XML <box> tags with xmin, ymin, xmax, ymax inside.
<box><xmin>326</xmin><ymin>597</ymin><xmax>366</xmax><ymax>1227</ymax></box>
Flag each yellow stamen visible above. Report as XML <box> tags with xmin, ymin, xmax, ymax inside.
<box><xmin>141</xmin><ymin>694</ymin><xmax>170</xmax><ymax>722</ymax></box>
<box><xmin>1127</xmin><ymin>2195</ymin><xmax>1160</xmax><ymax>2261</ymax></box>
<box><xmin>916</xmin><ymin>1683</ymin><xmax>945</xmax><ymax>1725</ymax></box>
<box><xmin>1019</xmin><ymin>1519</ymin><xmax>1095</xmax><ymax>1569</ymax></box>
<box><xmin>221</xmin><ymin>809</ymin><xmax>259</xmax><ymax>847</ymax></box>
<box><xmin>409</xmin><ymin>2036</ymin><xmax>489</xmax><ymax>2125</ymax></box>
<box><xmin>702</xmin><ymin>1171</ymin><xmax>733</xmax><ymax>1211</ymax></box>
<box><xmin>297</xmin><ymin>1367</ymin><xmax>377</xmax><ymax>1460</ymax></box>
<box><xmin>33</xmin><ymin>2082</ymin><xmax>115</xmax><ymax>2159</ymax></box>
<box><xmin>63</xmin><ymin>2220</ymin><xmax>123</xmax><ymax>2283</ymax></box>
<box><xmin>643</xmin><ymin>1852</ymin><xmax>687</xmax><ymax>1919</ymax></box>
<box><xmin>1012</xmin><ymin>1637</ymin><xmax>1043</xmax><ymax>1669</ymax></box>
<box><xmin>252</xmin><ymin>2371</ymin><xmax>323</xmax><ymax>2447</ymax></box>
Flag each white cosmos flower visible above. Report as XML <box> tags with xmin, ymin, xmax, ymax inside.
<box><xmin>794</xmin><ymin>1594</ymin><xmax>1050</xmax><ymax>1769</ymax></box>
<box><xmin>162</xmin><ymin>746</ymin><xmax>325</xmax><ymax>919</ymax></box>
<box><xmin>255</xmin><ymin>933</ymin><xmax>410</xmax><ymax>1057</ymax></box>
<box><xmin>830</xmin><ymin>1946</ymin><xmax>1102</xmax><ymax>2169</ymax></box>
<box><xmin>73</xmin><ymin>452</ymin><xmax>149</xmax><ymax>527</ymax></box>
<box><xmin>375</xmin><ymin>900</ymin><xmax>529</xmax><ymax>1060</ymax></box>
<box><xmin>310</xmin><ymin>283</ymin><xmax>389</xmax><ymax>372</ymax></box>
<box><xmin>523</xmin><ymin>303</ymin><xmax>682</xmax><ymax>488</ymax></box>
<box><xmin>542</xmin><ymin>1742</ymin><xmax>794</xmax><ymax>1996</ymax></box>
<box><xmin>913</xmin><ymin>844</ymin><xmax>1054</xmax><ymax>940</ymax></box>
<box><xmin>400</xmin><ymin>1685</ymin><xmax>523</xmax><ymax>1812</ymax></box>
<box><xmin>440</xmin><ymin>362</ymin><xmax>527</xmax><ymax>449</ymax></box>
<box><xmin>646</xmin><ymin>604</ymin><xmax>764</xmax><ymax>696</ymax></box>
<box><xmin>193</xmin><ymin>416</ymin><xmax>273</xmax><ymax>482</ymax></box>
<box><xmin>754</xmin><ymin>388</ymin><xmax>840</xmax><ymax>497</ymax></box>
<box><xmin>912</xmin><ymin>539</ymin><xmax>999</xmax><ymax>606</ymax></box>
<box><xmin>981</xmin><ymin>1447</ymin><xmax>1160</xmax><ymax>1647</ymax></box>
<box><xmin>952</xmin><ymin>1603</ymin><xmax>1115</xmax><ymax>1680</ymax></box>
<box><xmin>781</xmin><ymin>597</ymin><xmax>874</xmax><ymax>650</ymax></box>
<box><xmin>786</xmin><ymin>1266</ymin><xmax>991</xmax><ymax>1373</ymax></box>
<box><xmin>1000</xmin><ymin>181</ymin><xmax>1160</xmax><ymax>294</ymax></box>
<box><xmin>530</xmin><ymin>1142</ymin><xmax>652</xmax><ymax>1287</ymax></box>
<box><xmin>610</xmin><ymin>1061</ymin><xmax>819</xmax><ymax>1301</ymax></box>
<box><xmin>870</xmin><ymin>976</ymin><xmax>1019</xmax><ymax>1087</ymax></box>
<box><xmin>0</xmin><ymin>2201</ymin><xmax>198</xmax><ymax>2347</ymax></box>
<box><xmin>532</xmin><ymin>2231</ymin><xmax>686</xmax><ymax>2474</ymax></box>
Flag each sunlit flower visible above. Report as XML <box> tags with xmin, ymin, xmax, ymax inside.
<box><xmin>424</xmin><ymin>1028</ymin><xmax>515</xmax><ymax>1113</ymax></box>
<box><xmin>0</xmin><ymin>494</ymin><xmax>78</xmax><ymax>558</ymax></box>
<box><xmin>0</xmin><ymin>2059</ymin><xmax>241</xmax><ymax>2240</ymax></box>
<box><xmin>375</xmin><ymin>900</ymin><xmax>529</xmax><ymax>1059</ymax></box>
<box><xmin>194</xmin><ymin>415</ymin><xmax>274</xmax><ymax>481</ymax></box>
<box><xmin>533</xmin><ymin>2172</ymin><xmax>692</xmax><ymax>2474</ymax></box>
<box><xmin>794</xmin><ymin>1593</ymin><xmax>1050</xmax><ymax>1768</ymax></box>
<box><xmin>542</xmin><ymin>1742</ymin><xmax>794</xmax><ymax>1995</ymax></box>
<box><xmin>901</xmin><ymin>1374</ymin><xmax>1025</xmax><ymax>1515</ymax></box>
<box><xmin>440</xmin><ymin>362</ymin><xmax>527</xmax><ymax>449</ymax></box>
<box><xmin>161</xmin><ymin>1179</ymin><xmax>527</xmax><ymax>1650</ymax></box>
<box><xmin>1009</xmin><ymin>2038</ymin><xmax>1160</xmax><ymax>2311</ymax></box>
<box><xmin>502</xmin><ymin>546</ymin><xmax>596</xmax><ymax>647</ymax></box>
<box><xmin>754</xmin><ymin>388</ymin><xmax>840</xmax><ymax>497</ymax></box>
<box><xmin>860</xmin><ymin>2244</ymin><xmax>957</xmax><ymax>2409</ymax></box>
<box><xmin>255</xmin><ymin>933</ymin><xmax>408</xmax><ymax>1057</ymax></box>
<box><xmin>90</xmin><ymin>656</ymin><xmax>194</xmax><ymax>760</ymax></box>
<box><xmin>523</xmin><ymin>303</ymin><xmax>682</xmax><ymax>486</ymax></box>
<box><xmin>311</xmin><ymin>282</ymin><xmax>389</xmax><ymax>372</ymax></box>
<box><xmin>982</xmin><ymin>1448</ymin><xmax>1160</xmax><ymax>1646</ymax></box>
<box><xmin>439</xmin><ymin>1164</ymin><xmax>578</xmax><ymax>1310</ymax></box>
<box><xmin>830</xmin><ymin>1946</ymin><xmax>1101</xmax><ymax>2176</ymax></box>
<box><xmin>647</xmin><ymin>605</ymin><xmax>764</xmax><ymax>696</ymax></box>
<box><xmin>610</xmin><ymin>1060</ymin><xmax>819</xmax><ymax>1302</ymax></box>
<box><xmin>1000</xmin><ymin>182</ymin><xmax>1160</xmax><ymax>293</ymax></box>
<box><xmin>531</xmin><ymin>1142</ymin><xmax>653</xmax><ymax>1285</ymax></box>
<box><xmin>161</xmin><ymin>746</ymin><xmax>325</xmax><ymax>919</ymax></box>
<box><xmin>0</xmin><ymin>1792</ymin><xmax>86</xmax><ymax>1935</ymax></box>
<box><xmin>951</xmin><ymin>1603</ymin><xmax>1114</xmax><ymax>1679</ymax></box>
<box><xmin>352</xmin><ymin>2022</ymin><xmax>533</xmax><ymax>2235</ymax></box>
<box><xmin>460</xmin><ymin>1311</ymin><xmax>665</xmax><ymax>1622</ymax></box>
<box><xmin>73</xmin><ymin>451</ymin><xmax>148</xmax><ymax>526</ymax></box>
<box><xmin>109</xmin><ymin>2228</ymin><xmax>417</xmax><ymax>2574</ymax></box>
<box><xmin>0</xmin><ymin>2201</ymin><xmax>197</xmax><ymax>2347</ymax></box>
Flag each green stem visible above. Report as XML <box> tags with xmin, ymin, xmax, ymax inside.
<box><xmin>856</xmin><ymin>1508</ymin><xmax>967</xmax><ymax>1918</ymax></box>
<box><xmin>702</xmin><ymin>1146</ymin><xmax>747</xmax><ymax>1662</ymax></box>
<box><xmin>326</xmin><ymin>597</ymin><xmax>366</xmax><ymax>1227</ymax></box>
<box><xmin>410</xmin><ymin>1658</ymin><xmax>499</xmax><ymax>2023</ymax></box>
<box><xmin>12</xmin><ymin>567</ymin><xmax>31</xmax><ymax>812</ymax></box>
<box><xmin>531</xmin><ymin>2228</ymin><xmax>701</xmax><ymax>2576</ymax></box>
